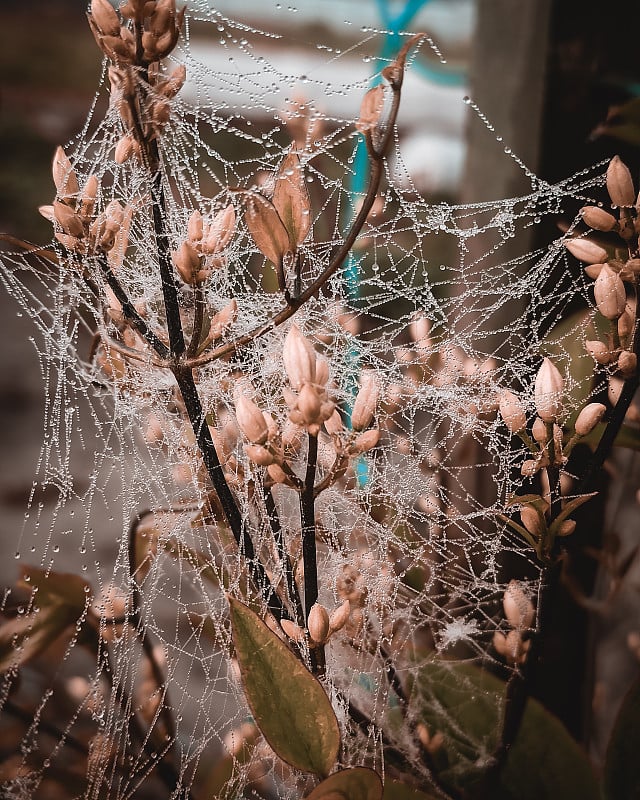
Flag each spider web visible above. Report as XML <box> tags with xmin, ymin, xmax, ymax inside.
<box><xmin>0</xmin><ymin>3</ymin><xmax>609</xmax><ymax>798</ymax></box>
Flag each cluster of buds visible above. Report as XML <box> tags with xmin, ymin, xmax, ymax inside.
<box><xmin>39</xmin><ymin>148</ymin><xmax>131</xmax><ymax>267</ymax></box>
<box><xmin>234</xmin><ymin>391</ymin><xmax>285</xmax><ymax>470</ymax></box>
<box><xmin>493</xmin><ymin>581</ymin><xmax>535</xmax><ymax>665</ymax></box>
<box><xmin>565</xmin><ymin>156</ymin><xmax>639</xmax><ymax>384</ymax></box>
<box><xmin>281</xmin><ymin>600</ymin><xmax>350</xmax><ymax>647</ymax></box>
<box><xmin>172</xmin><ymin>205</ymin><xmax>236</xmax><ymax>285</ymax></box>
<box><xmin>499</xmin><ymin>358</ymin><xmax>605</xmax><ymax>480</ymax></box>
<box><xmin>282</xmin><ymin>325</ymin><xmax>335</xmax><ymax>437</ymax></box>
<box><xmin>498</xmin><ymin>359</ymin><xmax>603</xmax><ymax>558</ymax></box>
<box><xmin>109</xmin><ymin>62</ymin><xmax>186</xmax><ymax>163</ymax></box>
<box><xmin>88</xmin><ymin>0</ymin><xmax>185</xmax><ymax>67</ymax></box>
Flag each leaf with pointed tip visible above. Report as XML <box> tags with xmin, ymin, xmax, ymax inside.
<box><xmin>244</xmin><ymin>192</ymin><xmax>290</xmax><ymax>266</ymax></box>
<box><xmin>229</xmin><ymin>597</ymin><xmax>340</xmax><ymax>777</ymax></box>
<box><xmin>273</xmin><ymin>150</ymin><xmax>311</xmax><ymax>248</ymax></box>
<box><xmin>306</xmin><ymin>767</ymin><xmax>383</xmax><ymax>800</ymax></box>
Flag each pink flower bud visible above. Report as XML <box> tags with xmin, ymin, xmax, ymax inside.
<box><xmin>618</xmin><ymin>350</ymin><xmax>637</xmax><ymax>377</ymax></box>
<box><xmin>607</xmin><ymin>155</ymin><xmax>635</xmax><ymax>207</ymax></box>
<box><xmin>283</xmin><ymin>325</ymin><xmax>316</xmax><ymax>389</ymax></box>
<box><xmin>235</xmin><ymin>395</ymin><xmax>269</xmax><ymax>445</ymax></box>
<box><xmin>503</xmin><ymin>580</ymin><xmax>535</xmax><ymax>630</ymax></box>
<box><xmin>534</xmin><ymin>358</ymin><xmax>563</xmax><ymax>422</ymax></box>
<box><xmin>564</xmin><ymin>237</ymin><xmax>607</xmax><ymax>265</ymax></box>
<box><xmin>498</xmin><ymin>390</ymin><xmax>527</xmax><ymax>433</ymax></box>
<box><xmin>351</xmin><ymin>370</ymin><xmax>379</xmax><ymax>431</ymax></box>
<box><xmin>594</xmin><ymin>265</ymin><xmax>626</xmax><ymax>320</ymax></box>
<box><xmin>574</xmin><ymin>403</ymin><xmax>606</xmax><ymax>436</ymax></box>
<box><xmin>580</xmin><ymin>206</ymin><xmax>617</xmax><ymax>232</ymax></box>
<box><xmin>307</xmin><ymin>603</ymin><xmax>330</xmax><ymax>645</ymax></box>
<box><xmin>328</xmin><ymin>600</ymin><xmax>351</xmax><ymax>633</ymax></box>
<box><xmin>244</xmin><ymin>444</ymin><xmax>274</xmax><ymax>466</ymax></box>
<box><xmin>585</xmin><ymin>340</ymin><xmax>614</xmax><ymax>365</ymax></box>
<box><xmin>520</xmin><ymin>506</ymin><xmax>543</xmax><ymax>538</ymax></box>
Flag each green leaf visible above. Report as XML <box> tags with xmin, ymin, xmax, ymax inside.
<box><xmin>603</xmin><ymin>675</ymin><xmax>640</xmax><ymax>800</ymax></box>
<box><xmin>412</xmin><ymin>661</ymin><xmax>600</xmax><ymax>799</ymax></box>
<box><xmin>381</xmin><ymin>780</ymin><xmax>441</xmax><ymax>800</ymax></box>
<box><xmin>229</xmin><ymin>597</ymin><xmax>340</xmax><ymax>777</ymax></box>
<box><xmin>306</xmin><ymin>767</ymin><xmax>383</xmax><ymax>800</ymax></box>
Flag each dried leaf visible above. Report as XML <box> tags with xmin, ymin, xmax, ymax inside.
<box><xmin>229</xmin><ymin>597</ymin><xmax>340</xmax><ymax>776</ymax></box>
<box><xmin>356</xmin><ymin>85</ymin><xmax>384</xmax><ymax>133</ymax></box>
<box><xmin>244</xmin><ymin>192</ymin><xmax>290</xmax><ymax>266</ymax></box>
<box><xmin>273</xmin><ymin>150</ymin><xmax>311</xmax><ymax>248</ymax></box>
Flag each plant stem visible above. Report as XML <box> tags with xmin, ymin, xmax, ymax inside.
<box><xmin>174</xmin><ymin>366</ymin><xmax>286</xmax><ymax>620</ymax></box>
<box><xmin>300</xmin><ymin>432</ymin><xmax>325</xmax><ymax>674</ymax></box>
<box><xmin>98</xmin><ymin>255</ymin><xmax>169</xmax><ymax>359</ymax></box>
<box><xmin>579</xmin><ymin>285</ymin><xmax>640</xmax><ymax>493</ymax></box>
<box><xmin>186</xmin><ymin>283</ymin><xmax>205</xmax><ymax>358</ymax></box>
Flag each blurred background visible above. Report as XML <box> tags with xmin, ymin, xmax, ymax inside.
<box><xmin>2</xmin><ymin>0</ymin><xmax>640</xmax><ymax>765</ymax></box>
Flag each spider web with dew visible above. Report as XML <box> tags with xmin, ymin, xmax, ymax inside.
<box><xmin>0</xmin><ymin>3</ymin><xmax>612</xmax><ymax>798</ymax></box>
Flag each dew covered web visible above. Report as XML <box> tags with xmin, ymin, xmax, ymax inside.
<box><xmin>0</xmin><ymin>2</ymin><xmax>612</xmax><ymax>798</ymax></box>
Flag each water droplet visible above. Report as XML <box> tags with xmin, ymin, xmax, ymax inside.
<box><xmin>463</xmin><ymin>96</ymin><xmax>471</xmax><ymax>104</ymax></box>
<box><xmin>14</xmin><ymin>552</ymin><xmax>20</xmax><ymax>559</ymax></box>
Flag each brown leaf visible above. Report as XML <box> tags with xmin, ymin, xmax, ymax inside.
<box><xmin>273</xmin><ymin>150</ymin><xmax>311</xmax><ymax>248</ymax></box>
<box><xmin>244</xmin><ymin>192</ymin><xmax>290</xmax><ymax>265</ymax></box>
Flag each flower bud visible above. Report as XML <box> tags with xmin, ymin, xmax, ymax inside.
<box><xmin>520</xmin><ymin>506</ymin><xmax>543</xmax><ymax>538</ymax></box>
<box><xmin>283</xmin><ymin>325</ymin><xmax>316</xmax><ymax>389</ymax></box>
<box><xmin>266</xmin><ymin>463</ymin><xmax>288</xmax><ymax>485</ymax></box>
<box><xmin>209</xmin><ymin>299</ymin><xmax>238</xmax><ymax>340</ymax></box>
<box><xmin>534</xmin><ymin>358</ymin><xmax>563</xmax><ymax>422</ymax></box>
<box><xmin>350</xmin><ymin>428</ymin><xmax>380</xmax><ymax>454</ymax></box>
<box><xmin>618</xmin><ymin>350</ymin><xmax>637</xmax><ymax>377</ymax></box>
<box><xmin>351</xmin><ymin>371</ymin><xmax>379</xmax><ymax>431</ymax></box>
<box><xmin>607</xmin><ymin>155</ymin><xmax>635</xmax><ymax>207</ymax></box>
<box><xmin>307</xmin><ymin>603</ymin><xmax>330</xmax><ymax>645</ymax></box>
<box><xmin>409</xmin><ymin>312</ymin><xmax>431</xmax><ymax>348</ymax></box>
<box><xmin>91</xmin><ymin>0</ymin><xmax>122</xmax><ymax>36</ymax></box>
<box><xmin>585</xmin><ymin>340</ymin><xmax>614</xmax><ymax>365</ymax></box>
<box><xmin>297</xmin><ymin>383</ymin><xmax>322</xmax><ymax>425</ymax></box>
<box><xmin>564</xmin><ymin>237</ymin><xmax>607</xmax><ymax>265</ymax></box>
<box><xmin>187</xmin><ymin>210</ymin><xmax>203</xmax><ymax>242</ymax></box>
<box><xmin>584</xmin><ymin>263</ymin><xmax>604</xmax><ymax>280</ymax></box>
<box><xmin>173</xmin><ymin>240</ymin><xmax>201</xmax><ymax>284</ymax></box>
<box><xmin>521</xmin><ymin>459</ymin><xmax>540</xmax><ymax>477</ymax></box>
<box><xmin>498</xmin><ymin>390</ymin><xmax>527</xmax><ymax>433</ymax></box>
<box><xmin>356</xmin><ymin>84</ymin><xmax>384</xmax><ymax>133</ymax></box>
<box><xmin>594</xmin><ymin>265</ymin><xmax>626</xmax><ymax>320</ymax></box>
<box><xmin>618</xmin><ymin>307</ymin><xmax>635</xmax><ymax>340</ymax></box>
<box><xmin>531</xmin><ymin>417</ymin><xmax>547</xmax><ymax>443</ymax></box>
<box><xmin>244</xmin><ymin>444</ymin><xmax>274</xmax><ymax>466</ymax></box>
<box><xmin>580</xmin><ymin>206</ymin><xmax>617</xmax><ymax>232</ymax></box>
<box><xmin>324</xmin><ymin>409</ymin><xmax>344</xmax><ymax>436</ymax></box>
<box><xmin>203</xmin><ymin>204</ymin><xmax>236</xmax><ymax>255</ymax></box>
<box><xmin>281</xmin><ymin>619</ymin><xmax>305</xmax><ymax>642</ymax></box>
<box><xmin>574</xmin><ymin>402</ymin><xmax>606</xmax><ymax>436</ymax></box>
<box><xmin>328</xmin><ymin>600</ymin><xmax>351</xmax><ymax>633</ymax></box>
<box><xmin>53</xmin><ymin>201</ymin><xmax>84</xmax><ymax>238</ymax></box>
<box><xmin>503</xmin><ymin>580</ymin><xmax>535</xmax><ymax>630</ymax></box>
<box><xmin>235</xmin><ymin>395</ymin><xmax>269</xmax><ymax>445</ymax></box>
